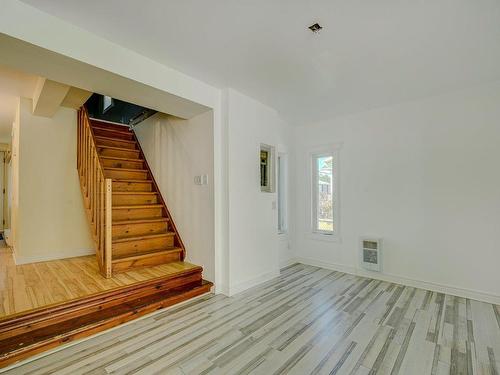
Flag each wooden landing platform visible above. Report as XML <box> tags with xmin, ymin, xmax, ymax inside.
<box><xmin>0</xmin><ymin>247</ymin><xmax>200</xmax><ymax>318</ymax></box>
<box><xmin>0</xmin><ymin>247</ymin><xmax>212</xmax><ymax>367</ymax></box>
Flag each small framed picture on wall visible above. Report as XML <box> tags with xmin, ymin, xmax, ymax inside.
<box><xmin>260</xmin><ymin>143</ymin><xmax>275</xmax><ymax>193</ymax></box>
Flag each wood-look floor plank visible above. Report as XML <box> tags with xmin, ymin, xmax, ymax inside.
<box><xmin>3</xmin><ymin>263</ymin><xmax>499</xmax><ymax>375</ymax></box>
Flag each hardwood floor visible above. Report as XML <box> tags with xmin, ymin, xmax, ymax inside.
<box><xmin>3</xmin><ymin>263</ymin><xmax>500</xmax><ymax>374</ymax></box>
<box><xmin>0</xmin><ymin>246</ymin><xmax>200</xmax><ymax>318</ymax></box>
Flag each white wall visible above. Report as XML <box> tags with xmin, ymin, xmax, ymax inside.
<box><xmin>0</xmin><ymin>0</ymin><xmax>227</xmax><ymax>289</ymax></box>
<box><xmin>135</xmin><ymin>112</ymin><xmax>215</xmax><ymax>282</ymax></box>
<box><xmin>225</xmin><ymin>89</ymin><xmax>292</xmax><ymax>295</ymax></box>
<box><xmin>135</xmin><ymin>90</ymin><xmax>294</xmax><ymax>294</ymax></box>
<box><xmin>293</xmin><ymin>82</ymin><xmax>500</xmax><ymax>304</ymax></box>
<box><xmin>12</xmin><ymin>97</ymin><xmax>93</xmax><ymax>263</ymax></box>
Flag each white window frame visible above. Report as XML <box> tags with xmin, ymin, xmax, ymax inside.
<box><xmin>277</xmin><ymin>152</ymin><xmax>288</xmax><ymax>234</ymax></box>
<box><xmin>307</xmin><ymin>143</ymin><xmax>342</xmax><ymax>242</ymax></box>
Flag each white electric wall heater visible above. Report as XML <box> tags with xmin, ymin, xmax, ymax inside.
<box><xmin>361</xmin><ymin>237</ymin><xmax>382</xmax><ymax>271</ymax></box>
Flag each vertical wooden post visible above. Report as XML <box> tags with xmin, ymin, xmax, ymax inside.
<box><xmin>100</xmin><ymin>176</ymin><xmax>105</xmax><ymax>263</ymax></box>
<box><xmin>104</xmin><ymin>178</ymin><xmax>113</xmax><ymax>278</ymax></box>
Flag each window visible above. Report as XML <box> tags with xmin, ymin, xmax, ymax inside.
<box><xmin>101</xmin><ymin>96</ymin><xmax>114</xmax><ymax>113</ymax></box>
<box><xmin>277</xmin><ymin>153</ymin><xmax>287</xmax><ymax>234</ymax></box>
<box><xmin>310</xmin><ymin>147</ymin><xmax>339</xmax><ymax>238</ymax></box>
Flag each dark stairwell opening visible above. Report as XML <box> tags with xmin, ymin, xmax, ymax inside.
<box><xmin>85</xmin><ymin>93</ymin><xmax>157</xmax><ymax>127</ymax></box>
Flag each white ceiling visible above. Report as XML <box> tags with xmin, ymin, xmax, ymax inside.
<box><xmin>20</xmin><ymin>0</ymin><xmax>500</xmax><ymax>124</ymax></box>
<box><xmin>0</xmin><ymin>65</ymin><xmax>38</xmax><ymax>140</ymax></box>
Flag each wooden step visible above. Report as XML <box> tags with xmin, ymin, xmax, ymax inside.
<box><xmin>113</xmin><ymin>218</ymin><xmax>168</xmax><ymax>239</ymax></box>
<box><xmin>112</xmin><ymin>233</ymin><xmax>175</xmax><ymax>257</ymax></box>
<box><xmin>112</xmin><ymin>204</ymin><xmax>163</xmax><ymax>221</ymax></box>
<box><xmin>101</xmin><ymin>156</ymin><xmax>144</xmax><ymax>170</ymax></box>
<box><xmin>112</xmin><ymin>191</ymin><xmax>159</xmax><ymax>206</ymax></box>
<box><xmin>97</xmin><ymin>145</ymin><xmax>141</xmax><ymax>159</ymax></box>
<box><xmin>95</xmin><ymin>136</ymin><xmax>138</xmax><ymax>150</ymax></box>
<box><xmin>92</xmin><ymin>126</ymin><xmax>134</xmax><ymax>141</ymax></box>
<box><xmin>112</xmin><ymin>248</ymin><xmax>183</xmax><ymax>272</ymax></box>
<box><xmin>90</xmin><ymin>120</ymin><xmax>131</xmax><ymax>132</ymax></box>
<box><xmin>105</xmin><ymin>167</ymin><xmax>149</xmax><ymax>180</ymax></box>
<box><xmin>112</xmin><ymin>180</ymin><xmax>153</xmax><ymax>192</ymax></box>
<box><xmin>0</xmin><ymin>269</ymin><xmax>211</xmax><ymax>367</ymax></box>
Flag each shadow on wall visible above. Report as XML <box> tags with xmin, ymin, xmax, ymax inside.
<box><xmin>135</xmin><ymin>111</ymin><xmax>215</xmax><ymax>283</ymax></box>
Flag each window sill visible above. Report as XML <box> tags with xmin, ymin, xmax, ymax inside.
<box><xmin>307</xmin><ymin>232</ymin><xmax>341</xmax><ymax>243</ymax></box>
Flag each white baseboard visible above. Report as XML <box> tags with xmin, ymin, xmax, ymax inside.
<box><xmin>229</xmin><ymin>269</ymin><xmax>280</xmax><ymax>296</ymax></box>
<box><xmin>13</xmin><ymin>249</ymin><xmax>95</xmax><ymax>265</ymax></box>
<box><xmin>215</xmin><ymin>283</ymin><xmax>230</xmax><ymax>296</ymax></box>
<box><xmin>279</xmin><ymin>257</ymin><xmax>298</xmax><ymax>270</ymax></box>
<box><xmin>294</xmin><ymin>256</ymin><xmax>500</xmax><ymax>305</ymax></box>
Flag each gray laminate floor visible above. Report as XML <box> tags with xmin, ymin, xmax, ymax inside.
<box><xmin>3</xmin><ymin>264</ymin><xmax>500</xmax><ymax>375</ymax></box>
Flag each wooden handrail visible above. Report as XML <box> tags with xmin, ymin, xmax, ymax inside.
<box><xmin>77</xmin><ymin>107</ymin><xmax>113</xmax><ymax>278</ymax></box>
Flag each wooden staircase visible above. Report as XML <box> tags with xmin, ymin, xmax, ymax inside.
<box><xmin>0</xmin><ymin>108</ymin><xmax>213</xmax><ymax>368</ymax></box>
<box><xmin>77</xmin><ymin>108</ymin><xmax>186</xmax><ymax>277</ymax></box>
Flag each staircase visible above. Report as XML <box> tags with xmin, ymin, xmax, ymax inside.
<box><xmin>77</xmin><ymin>107</ymin><xmax>185</xmax><ymax>277</ymax></box>
<box><xmin>0</xmin><ymin>108</ymin><xmax>213</xmax><ymax>368</ymax></box>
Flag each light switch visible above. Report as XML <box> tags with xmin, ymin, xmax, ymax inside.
<box><xmin>194</xmin><ymin>175</ymin><xmax>208</xmax><ymax>185</ymax></box>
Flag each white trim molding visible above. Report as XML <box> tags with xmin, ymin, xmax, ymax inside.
<box><xmin>13</xmin><ymin>248</ymin><xmax>95</xmax><ymax>265</ymax></box>
<box><xmin>294</xmin><ymin>257</ymin><xmax>500</xmax><ymax>306</ymax></box>
<box><xmin>228</xmin><ymin>269</ymin><xmax>280</xmax><ymax>296</ymax></box>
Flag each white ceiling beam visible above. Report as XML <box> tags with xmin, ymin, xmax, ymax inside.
<box><xmin>61</xmin><ymin>87</ymin><xmax>93</xmax><ymax>109</ymax></box>
<box><xmin>32</xmin><ymin>77</ymin><xmax>70</xmax><ymax>118</ymax></box>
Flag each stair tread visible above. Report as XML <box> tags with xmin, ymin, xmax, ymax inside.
<box><xmin>101</xmin><ymin>156</ymin><xmax>144</xmax><ymax>162</ymax></box>
<box><xmin>91</xmin><ymin>122</ymin><xmax>132</xmax><ymax>132</ymax></box>
<box><xmin>112</xmin><ymin>191</ymin><xmax>158</xmax><ymax>195</ymax></box>
<box><xmin>112</xmin><ymin>247</ymin><xmax>182</xmax><ymax>261</ymax></box>
<box><xmin>113</xmin><ymin>178</ymin><xmax>152</xmax><ymax>182</ymax></box>
<box><xmin>113</xmin><ymin>232</ymin><xmax>175</xmax><ymax>243</ymax></box>
<box><xmin>105</xmin><ymin>167</ymin><xmax>148</xmax><ymax>172</ymax></box>
<box><xmin>92</xmin><ymin>127</ymin><xmax>133</xmax><ymax>136</ymax></box>
<box><xmin>0</xmin><ymin>279</ymin><xmax>211</xmax><ymax>366</ymax></box>
<box><xmin>113</xmin><ymin>204</ymin><xmax>163</xmax><ymax>209</ymax></box>
<box><xmin>113</xmin><ymin>217</ymin><xmax>169</xmax><ymax>225</ymax></box>
<box><xmin>97</xmin><ymin>145</ymin><xmax>140</xmax><ymax>152</ymax></box>
<box><xmin>95</xmin><ymin>135</ymin><xmax>136</xmax><ymax>144</ymax></box>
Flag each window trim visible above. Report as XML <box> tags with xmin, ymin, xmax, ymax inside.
<box><xmin>277</xmin><ymin>152</ymin><xmax>288</xmax><ymax>235</ymax></box>
<box><xmin>307</xmin><ymin>143</ymin><xmax>342</xmax><ymax>242</ymax></box>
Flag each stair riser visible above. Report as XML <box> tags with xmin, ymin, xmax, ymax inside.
<box><xmin>112</xmin><ymin>181</ymin><xmax>153</xmax><ymax>192</ymax></box>
<box><xmin>96</xmin><ymin>138</ymin><xmax>138</xmax><ymax>150</ymax></box>
<box><xmin>0</xmin><ymin>278</ymin><xmax>211</xmax><ymax>368</ymax></box>
<box><xmin>112</xmin><ymin>194</ymin><xmax>158</xmax><ymax>206</ymax></box>
<box><xmin>92</xmin><ymin>121</ymin><xmax>130</xmax><ymax>131</ymax></box>
<box><xmin>112</xmin><ymin>207</ymin><xmax>162</xmax><ymax>221</ymax></box>
<box><xmin>105</xmin><ymin>169</ymin><xmax>149</xmax><ymax>180</ymax></box>
<box><xmin>98</xmin><ymin>147</ymin><xmax>140</xmax><ymax>159</ymax></box>
<box><xmin>92</xmin><ymin>127</ymin><xmax>134</xmax><ymax>141</ymax></box>
<box><xmin>112</xmin><ymin>251</ymin><xmax>182</xmax><ymax>273</ymax></box>
<box><xmin>112</xmin><ymin>221</ymin><xmax>167</xmax><ymax>239</ymax></box>
<box><xmin>0</xmin><ymin>269</ymin><xmax>203</xmax><ymax>340</ymax></box>
<box><xmin>102</xmin><ymin>159</ymin><xmax>144</xmax><ymax>170</ymax></box>
<box><xmin>112</xmin><ymin>236</ymin><xmax>175</xmax><ymax>257</ymax></box>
